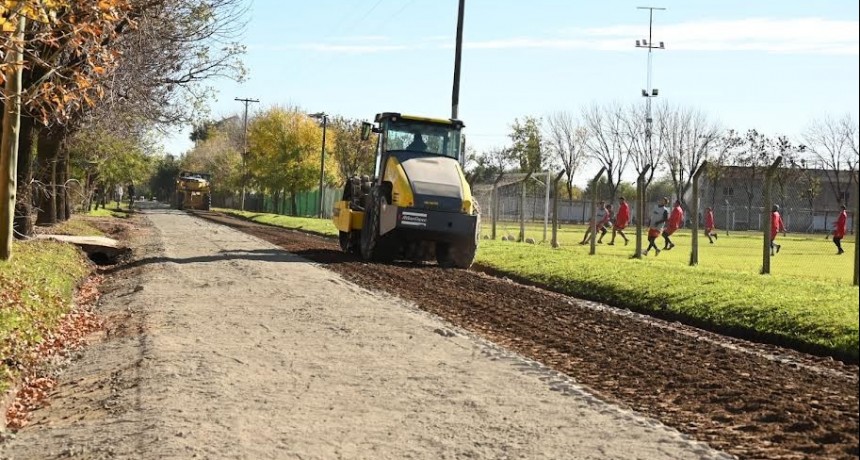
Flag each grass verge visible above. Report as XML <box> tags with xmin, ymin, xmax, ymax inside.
<box><xmin>210</xmin><ymin>209</ymin><xmax>859</xmax><ymax>361</ymax></box>
<box><xmin>85</xmin><ymin>205</ymin><xmax>130</xmax><ymax>219</ymax></box>
<box><xmin>213</xmin><ymin>208</ymin><xmax>337</xmax><ymax>237</ymax></box>
<box><xmin>476</xmin><ymin>241</ymin><xmax>858</xmax><ymax>361</ymax></box>
<box><xmin>47</xmin><ymin>216</ymin><xmax>106</xmax><ymax>237</ymax></box>
<box><xmin>0</xmin><ymin>241</ymin><xmax>91</xmax><ymax>393</ymax></box>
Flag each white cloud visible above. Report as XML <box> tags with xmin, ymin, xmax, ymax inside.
<box><xmin>328</xmin><ymin>35</ymin><xmax>389</xmax><ymax>42</ymax></box>
<box><xmin>564</xmin><ymin>17</ymin><xmax>859</xmax><ymax>55</ymax></box>
<box><xmin>255</xmin><ymin>43</ymin><xmax>411</xmax><ymax>54</ymax></box>
<box><xmin>260</xmin><ymin>18</ymin><xmax>859</xmax><ymax>55</ymax></box>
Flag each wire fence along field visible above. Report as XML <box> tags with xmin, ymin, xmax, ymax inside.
<box><xmin>472</xmin><ymin>163</ymin><xmax>859</xmax><ymax>286</ymax></box>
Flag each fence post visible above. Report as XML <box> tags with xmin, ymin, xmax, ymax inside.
<box><xmin>762</xmin><ymin>157</ymin><xmax>783</xmax><ymax>275</ymax></box>
<box><xmin>854</xmin><ymin>174</ymin><xmax>859</xmax><ymax>286</ymax></box>
<box><xmin>518</xmin><ymin>171</ymin><xmax>532</xmax><ymax>242</ymax></box>
<box><xmin>690</xmin><ymin>161</ymin><xmax>708</xmax><ymax>266</ymax></box>
<box><xmin>491</xmin><ymin>173</ymin><xmax>503</xmax><ymax>240</ymax></box>
<box><xmin>633</xmin><ymin>165</ymin><xmax>651</xmax><ymax>259</ymax></box>
<box><xmin>551</xmin><ymin>170</ymin><xmax>565</xmax><ymax>248</ymax></box>
<box><xmin>543</xmin><ymin>170</ymin><xmax>551</xmax><ymax>242</ymax></box>
<box><xmin>589</xmin><ymin>167</ymin><xmax>607</xmax><ymax>255</ymax></box>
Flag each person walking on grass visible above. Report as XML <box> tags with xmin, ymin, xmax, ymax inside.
<box><xmin>663</xmin><ymin>199</ymin><xmax>684</xmax><ymax>250</ymax></box>
<box><xmin>597</xmin><ymin>203</ymin><xmax>614</xmax><ymax>244</ymax></box>
<box><xmin>645</xmin><ymin>197</ymin><xmax>669</xmax><ymax>256</ymax></box>
<box><xmin>609</xmin><ymin>196</ymin><xmax>630</xmax><ymax>246</ymax></box>
<box><xmin>770</xmin><ymin>204</ymin><xmax>786</xmax><ymax>256</ymax></box>
<box><xmin>832</xmin><ymin>204</ymin><xmax>847</xmax><ymax>255</ymax></box>
<box><xmin>704</xmin><ymin>207</ymin><xmax>718</xmax><ymax>244</ymax></box>
<box><xmin>580</xmin><ymin>202</ymin><xmax>610</xmax><ymax>245</ymax></box>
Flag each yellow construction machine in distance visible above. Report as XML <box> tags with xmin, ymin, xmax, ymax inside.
<box><xmin>175</xmin><ymin>171</ymin><xmax>212</xmax><ymax>211</ymax></box>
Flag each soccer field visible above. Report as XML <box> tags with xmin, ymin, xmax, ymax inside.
<box><xmin>484</xmin><ymin>221</ymin><xmax>856</xmax><ymax>285</ymax></box>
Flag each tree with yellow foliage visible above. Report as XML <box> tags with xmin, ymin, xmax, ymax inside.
<box><xmin>248</xmin><ymin>107</ymin><xmax>340</xmax><ymax>216</ymax></box>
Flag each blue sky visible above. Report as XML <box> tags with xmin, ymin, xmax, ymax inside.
<box><xmin>162</xmin><ymin>0</ymin><xmax>859</xmax><ymax>171</ymax></box>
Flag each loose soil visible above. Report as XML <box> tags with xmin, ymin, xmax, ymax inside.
<box><xmin>195</xmin><ymin>210</ymin><xmax>860</xmax><ymax>460</ymax></box>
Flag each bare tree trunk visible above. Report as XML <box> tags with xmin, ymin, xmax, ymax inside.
<box><xmin>290</xmin><ymin>189</ymin><xmax>298</xmax><ymax>216</ymax></box>
<box><xmin>36</xmin><ymin>128</ymin><xmax>62</xmax><ymax>225</ymax></box>
<box><xmin>13</xmin><ymin>116</ymin><xmax>35</xmax><ymax>238</ymax></box>
<box><xmin>57</xmin><ymin>149</ymin><xmax>70</xmax><ymax>222</ymax></box>
<box><xmin>0</xmin><ymin>16</ymin><xmax>25</xmax><ymax>260</ymax></box>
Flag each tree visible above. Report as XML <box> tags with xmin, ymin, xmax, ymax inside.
<box><xmin>660</xmin><ymin>105</ymin><xmax>719</xmax><ymax>208</ymax></box>
<box><xmin>582</xmin><ymin>103</ymin><xmax>629</xmax><ymax>201</ymax></box>
<box><xmin>772</xmin><ymin>136</ymin><xmax>805</xmax><ymax>207</ymax></box>
<box><xmin>544</xmin><ymin>111</ymin><xmax>589</xmax><ymax>200</ymax></box>
<box><xmin>804</xmin><ymin>114</ymin><xmax>858</xmax><ymax>205</ymax></box>
<box><xmin>248</xmin><ymin>107</ymin><xmax>339</xmax><ymax>215</ymax></box>
<box><xmin>64</xmin><ymin>125</ymin><xmax>153</xmax><ymax>202</ymax></box>
<box><xmin>149</xmin><ymin>154</ymin><xmax>181</xmax><ymax>201</ymax></box>
<box><xmin>2</xmin><ymin>0</ymin><xmax>134</xmax><ymax>258</ymax></box>
<box><xmin>621</xmin><ymin>102</ymin><xmax>663</xmax><ymax>189</ymax></box>
<box><xmin>734</xmin><ymin>130</ymin><xmax>777</xmax><ymax>226</ymax></box>
<box><xmin>508</xmin><ymin>116</ymin><xmax>543</xmax><ymax>173</ymax></box>
<box><xmin>705</xmin><ymin>129</ymin><xmax>743</xmax><ymax>208</ymax></box>
<box><xmin>329</xmin><ymin>117</ymin><xmax>376</xmax><ymax>181</ymax></box>
<box><xmin>467</xmin><ymin>146</ymin><xmax>510</xmax><ymax>183</ymax></box>
<box><xmin>182</xmin><ymin>121</ymin><xmax>242</xmax><ymax>195</ymax></box>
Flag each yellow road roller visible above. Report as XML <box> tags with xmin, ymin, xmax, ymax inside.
<box><xmin>332</xmin><ymin>112</ymin><xmax>479</xmax><ymax>268</ymax></box>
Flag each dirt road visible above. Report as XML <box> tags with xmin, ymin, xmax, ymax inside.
<box><xmin>189</xmin><ymin>211</ymin><xmax>859</xmax><ymax>460</ymax></box>
<box><xmin>1</xmin><ymin>207</ymin><xmax>729</xmax><ymax>460</ymax></box>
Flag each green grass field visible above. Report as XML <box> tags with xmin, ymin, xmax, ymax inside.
<box><xmin>211</xmin><ymin>209</ymin><xmax>859</xmax><ymax>360</ymax></box>
<box><xmin>486</xmin><ymin>221</ymin><xmax>856</xmax><ymax>284</ymax></box>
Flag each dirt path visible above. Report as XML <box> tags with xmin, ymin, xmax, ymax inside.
<box><xmin>189</xmin><ymin>211</ymin><xmax>860</xmax><ymax>460</ymax></box>
<box><xmin>1</xmin><ymin>207</ymin><xmax>729</xmax><ymax>460</ymax></box>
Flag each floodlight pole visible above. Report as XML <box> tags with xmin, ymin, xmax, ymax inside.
<box><xmin>636</xmin><ymin>6</ymin><xmax>666</xmax><ymax>193</ymax></box>
<box><xmin>236</xmin><ymin>97</ymin><xmax>259</xmax><ymax>211</ymax></box>
<box><xmin>308</xmin><ymin>112</ymin><xmax>329</xmax><ymax>218</ymax></box>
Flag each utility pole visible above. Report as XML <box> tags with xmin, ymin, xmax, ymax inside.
<box><xmin>235</xmin><ymin>97</ymin><xmax>259</xmax><ymax>211</ymax></box>
<box><xmin>451</xmin><ymin>0</ymin><xmax>465</xmax><ymax>121</ymax></box>
<box><xmin>635</xmin><ymin>6</ymin><xmax>666</xmax><ymax>247</ymax></box>
<box><xmin>308</xmin><ymin>112</ymin><xmax>329</xmax><ymax>218</ymax></box>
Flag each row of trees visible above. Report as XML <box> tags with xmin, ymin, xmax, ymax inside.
<box><xmin>1</xmin><ymin>0</ymin><xmax>247</xmax><ymax>260</ymax></box>
<box><xmin>469</xmin><ymin>103</ymin><xmax>859</xmax><ymax>210</ymax></box>
<box><xmin>178</xmin><ymin>106</ymin><xmax>377</xmax><ymax>214</ymax></box>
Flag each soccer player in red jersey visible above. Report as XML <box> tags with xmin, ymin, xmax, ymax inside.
<box><xmin>704</xmin><ymin>207</ymin><xmax>718</xmax><ymax>244</ymax></box>
<box><xmin>832</xmin><ymin>205</ymin><xmax>847</xmax><ymax>255</ymax></box>
<box><xmin>663</xmin><ymin>199</ymin><xmax>684</xmax><ymax>250</ymax></box>
<box><xmin>609</xmin><ymin>196</ymin><xmax>630</xmax><ymax>246</ymax></box>
<box><xmin>770</xmin><ymin>205</ymin><xmax>786</xmax><ymax>256</ymax></box>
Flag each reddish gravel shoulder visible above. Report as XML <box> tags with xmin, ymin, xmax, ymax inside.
<box><xmin>196</xmin><ymin>211</ymin><xmax>859</xmax><ymax>460</ymax></box>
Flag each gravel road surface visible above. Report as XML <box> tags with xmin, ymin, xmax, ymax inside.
<box><xmin>1</xmin><ymin>207</ymin><xmax>730</xmax><ymax>460</ymax></box>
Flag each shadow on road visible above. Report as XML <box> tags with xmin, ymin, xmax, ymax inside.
<box><xmin>99</xmin><ymin>248</ymin><xmax>307</xmax><ymax>275</ymax></box>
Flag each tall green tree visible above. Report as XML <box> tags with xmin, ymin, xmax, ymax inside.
<box><xmin>329</xmin><ymin>117</ymin><xmax>376</xmax><ymax>181</ymax></box>
<box><xmin>508</xmin><ymin>116</ymin><xmax>543</xmax><ymax>173</ymax></box>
